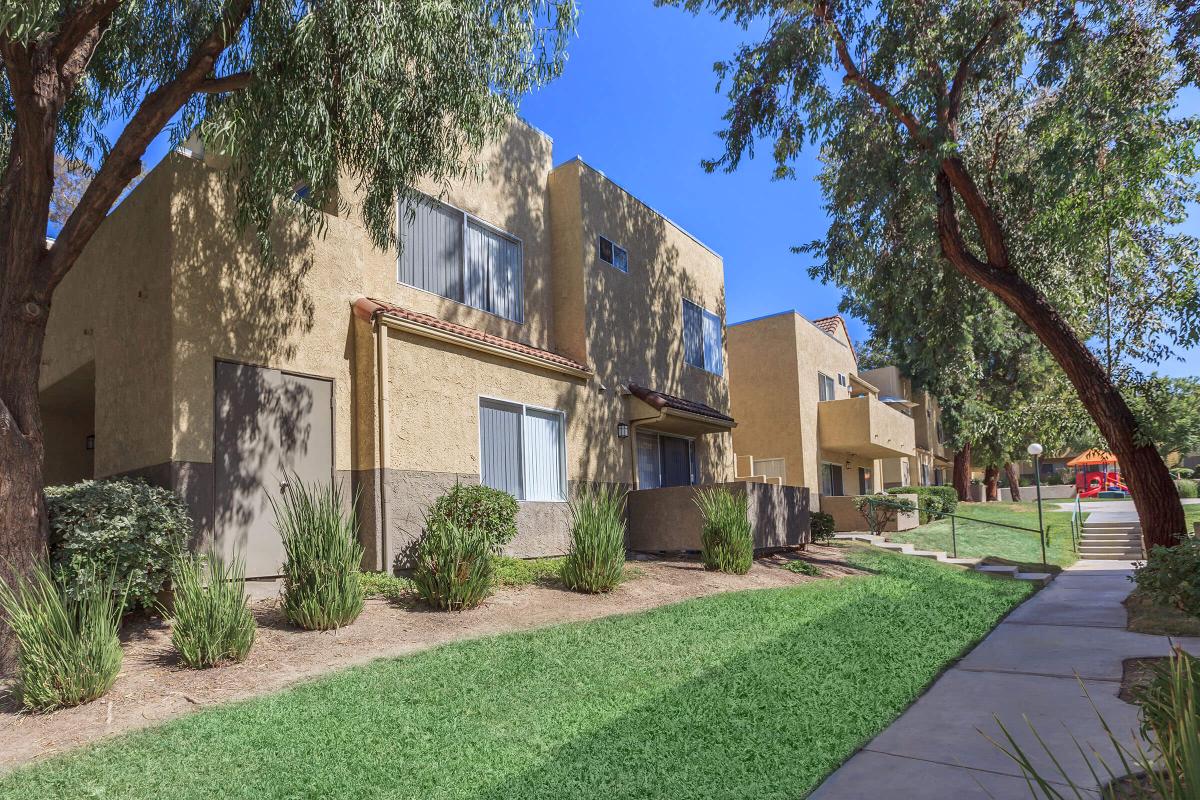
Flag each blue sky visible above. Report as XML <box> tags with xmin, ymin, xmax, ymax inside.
<box><xmin>116</xmin><ymin>0</ymin><xmax>1198</xmax><ymax>377</ymax></box>
<box><xmin>517</xmin><ymin>0</ymin><xmax>1200</xmax><ymax>378</ymax></box>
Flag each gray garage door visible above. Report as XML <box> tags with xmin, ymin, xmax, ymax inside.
<box><xmin>213</xmin><ymin>361</ymin><xmax>334</xmax><ymax>577</ymax></box>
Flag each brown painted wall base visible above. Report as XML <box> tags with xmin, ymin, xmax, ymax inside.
<box><xmin>626</xmin><ymin>482</ymin><xmax>811</xmax><ymax>552</ymax></box>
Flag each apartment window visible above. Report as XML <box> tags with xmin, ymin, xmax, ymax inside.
<box><xmin>818</xmin><ymin>372</ymin><xmax>837</xmax><ymax>402</ymax></box>
<box><xmin>682</xmin><ymin>299</ymin><xmax>724</xmax><ymax>375</ymax></box>
<box><xmin>921</xmin><ymin>463</ymin><xmax>931</xmax><ymax>486</ymax></box>
<box><xmin>397</xmin><ymin>195</ymin><xmax>524</xmax><ymax>322</ymax></box>
<box><xmin>636</xmin><ymin>432</ymin><xmax>697</xmax><ymax>489</ymax></box>
<box><xmin>820</xmin><ymin>463</ymin><xmax>844</xmax><ymax>496</ymax></box>
<box><xmin>478</xmin><ymin>399</ymin><xmax>566</xmax><ymax>501</ymax></box>
<box><xmin>857</xmin><ymin>467</ymin><xmax>868</xmax><ymax>493</ymax></box>
<box><xmin>838</xmin><ymin>373</ymin><xmax>847</xmax><ymax>387</ymax></box>
<box><xmin>597</xmin><ymin>235</ymin><xmax>628</xmax><ymax>272</ymax></box>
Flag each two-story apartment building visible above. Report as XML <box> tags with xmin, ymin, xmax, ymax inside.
<box><xmin>726</xmin><ymin>311</ymin><xmax>915</xmax><ymax>517</ymax></box>
<box><xmin>858</xmin><ymin>365</ymin><xmax>950</xmax><ymax>488</ymax></box>
<box><xmin>39</xmin><ymin>118</ymin><xmax>780</xmax><ymax>576</ymax></box>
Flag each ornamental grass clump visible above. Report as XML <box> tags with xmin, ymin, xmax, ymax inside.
<box><xmin>275</xmin><ymin>478</ymin><xmax>364</xmax><ymax>631</ymax></box>
<box><xmin>561</xmin><ymin>486</ymin><xmax>627</xmax><ymax>593</ymax></box>
<box><xmin>411</xmin><ymin>516</ymin><xmax>494</xmax><ymax>610</ymax></box>
<box><xmin>695</xmin><ymin>488</ymin><xmax>753</xmax><ymax>575</ymax></box>
<box><xmin>0</xmin><ymin>564</ymin><xmax>124</xmax><ymax>711</ymax></box>
<box><xmin>169</xmin><ymin>554</ymin><xmax>255</xmax><ymax>668</ymax></box>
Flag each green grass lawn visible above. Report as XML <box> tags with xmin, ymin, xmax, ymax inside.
<box><xmin>888</xmin><ymin>501</ymin><xmax>1078</xmax><ymax>567</ymax></box>
<box><xmin>0</xmin><ymin>547</ymin><xmax>1032</xmax><ymax>800</ymax></box>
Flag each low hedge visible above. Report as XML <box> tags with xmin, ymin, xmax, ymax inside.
<box><xmin>884</xmin><ymin>486</ymin><xmax>958</xmax><ymax>524</ymax></box>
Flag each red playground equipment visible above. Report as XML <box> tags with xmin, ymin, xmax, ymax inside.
<box><xmin>1068</xmin><ymin>449</ymin><xmax>1129</xmax><ymax>498</ymax></box>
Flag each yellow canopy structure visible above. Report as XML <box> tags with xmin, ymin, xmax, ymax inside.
<box><xmin>1066</xmin><ymin>449</ymin><xmax>1119</xmax><ymax>467</ymax></box>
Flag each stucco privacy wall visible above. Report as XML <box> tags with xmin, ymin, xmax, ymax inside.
<box><xmin>626</xmin><ymin>482</ymin><xmax>811</xmax><ymax>552</ymax></box>
<box><xmin>39</xmin><ymin>162</ymin><xmax>177</xmax><ymax>481</ymax></box>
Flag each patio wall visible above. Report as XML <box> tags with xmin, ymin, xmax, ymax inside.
<box><xmin>626</xmin><ymin>481</ymin><xmax>811</xmax><ymax>552</ymax></box>
<box><xmin>996</xmin><ymin>485</ymin><xmax>1076</xmax><ymax>502</ymax></box>
<box><xmin>822</xmin><ymin>493</ymin><xmax>919</xmax><ymax>533</ymax></box>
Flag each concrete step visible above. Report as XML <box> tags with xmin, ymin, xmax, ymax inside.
<box><xmin>831</xmin><ymin>535</ymin><xmax>1049</xmax><ymax>585</ymax></box>
<box><xmin>1079</xmin><ymin>546</ymin><xmax>1144</xmax><ymax>556</ymax></box>
<box><xmin>1081</xmin><ymin>552</ymin><xmax>1143</xmax><ymax>560</ymax></box>
<box><xmin>1082</xmin><ymin>524</ymin><xmax>1141</xmax><ymax>532</ymax></box>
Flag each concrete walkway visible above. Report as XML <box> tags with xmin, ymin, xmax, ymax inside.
<box><xmin>810</xmin><ymin>559</ymin><xmax>1200</xmax><ymax>799</ymax></box>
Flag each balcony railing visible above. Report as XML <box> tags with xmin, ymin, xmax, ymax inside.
<box><xmin>818</xmin><ymin>395</ymin><xmax>916</xmax><ymax>458</ymax></box>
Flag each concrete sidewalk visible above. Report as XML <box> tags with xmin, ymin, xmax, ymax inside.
<box><xmin>810</xmin><ymin>560</ymin><xmax>1200</xmax><ymax>799</ymax></box>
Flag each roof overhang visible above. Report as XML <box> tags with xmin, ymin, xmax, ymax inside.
<box><xmin>354</xmin><ymin>297</ymin><xmax>591</xmax><ymax>380</ymax></box>
<box><xmin>626</xmin><ymin>384</ymin><xmax>735</xmax><ymax>436</ymax></box>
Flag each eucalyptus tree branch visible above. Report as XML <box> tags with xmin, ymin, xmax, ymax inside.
<box><xmin>935</xmin><ymin>170</ymin><xmax>990</xmax><ymax>274</ymax></box>
<box><xmin>198</xmin><ymin>70</ymin><xmax>253</xmax><ymax>93</ymax></box>
<box><xmin>45</xmin><ymin>0</ymin><xmax>254</xmax><ymax>288</ymax></box>
<box><xmin>813</xmin><ymin>1</ymin><xmax>933</xmax><ymax>149</ymax></box>
<box><xmin>946</xmin><ymin>12</ymin><xmax>1010</xmax><ymax>132</ymax></box>
<box><xmin>52</xmin><ymin>0</ymin><xmax>123</xmax><ymax>72</ymax></box>
<box><xmin>940</xmin><ymin>155</ymin><xmax>1011</xmax><ymax>270</ymax></box>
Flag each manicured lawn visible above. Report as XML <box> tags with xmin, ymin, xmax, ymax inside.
<box><xmin>888</xmin><ymin>501</ymin><xmax>1078</xmax><ymax>567</ymax></box>
<box><xmin>0</xmin><ymin>547</ymin><xmax>1032</xmax><ymax>800</ymax></box>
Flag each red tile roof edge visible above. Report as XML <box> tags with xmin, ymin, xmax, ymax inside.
<box><xmin>627</xmin><ymin>383</ymin><xmax>735</xmax><ymax>425</ymax></box>
<box><xmin>355</xmin><ymin>297</ymin><xmax>590</xmax><ymax>374</ymax></box>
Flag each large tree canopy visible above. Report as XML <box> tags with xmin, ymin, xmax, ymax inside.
<box><xmin>0</xmin><ymin>0</ymin><xmax>576</xmax><ymax>600</ymax></box>
<box><xmin>667</xmin><ymin>0</ymin><xmax>1200</xmax><ymax>545</ymax></box>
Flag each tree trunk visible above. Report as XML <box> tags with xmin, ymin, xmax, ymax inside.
<box><xmin>984</xmin><ymin>464</ymin><xmax>999</xmax><ymax>501</ymax></box>
<box><xmin>953</xmin><ymin>443</ymin><xmax>972</xmax><ymax>502</ymax></box>
<box><xmin>1005</xmin><ymin>462</ymin><xmax>1022</xmax><ymax>502</ymax></box>
<box><xmin>934</xmin><ymin>164</ymin><xmax>1185</xmax><ymax>549</ymax></box>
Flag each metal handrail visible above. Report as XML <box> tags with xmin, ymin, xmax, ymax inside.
<box><xmin>860</xmin><ymin>495</ymin><xmax>1046</xmax><ymax>566</ymax></box>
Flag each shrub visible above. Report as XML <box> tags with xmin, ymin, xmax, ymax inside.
<box><xmin>0</xmin><ymin>564</ymin><xmax>124</xmax><ymax>711</ymax></box>
<box><xmin>46</xmin><ymin>478</ymin><xmax>191</xmax><ymax>611</ymax></box>
<box><xmin>810</xmin><ymin>512</ymin><xmax>836</xmax><ymax>544</ymax></box>
<box><xmin>885</xmin><ymin>486</ymin><xmax>957</xmax><ymax>524</ymax></box>
<box><xmin>360</xmin><ymin>571</ymin><xmax>415</xmax><ymax>602</ymax></box>
<box><xmin>426</xmin><ymin>483</ymin><xmax>519</xmax><ymax>552</ymax></box>
<box><xmin>561</xmin><ymin>486</ymin><xmax>627</xmax><ymax>593</ymax></box>
<box><xmin>784</xmin><ymin>560</ymin><xmax>821</xmax><ymax>576</ymax></box>
<box><xmin>411</xmin><ymin>516</ymin><xmax>494</xmax><ymax>610</ymax></box>
<box><xmin>695</xmin><ymin>488</ymin><xmax>753</xmax><ymax>575</ymax></box>
<box><xmin>1178</xmin><ymin>479</ymin><xmax>1199</xmax><ymax>499</ymax></box>
<box><xmin>853</xmin><ymin>494</ymin><xmax>916</xmax><ymax>535</ymax></box>
<box><xmin>168</xmin><ymin>554</ymin><xmax>255</xmax><ymax>668</ymax></box>
<box><xmin>1134</xmin><ymin>541</ymin><xmax>1200</xmax><ymax>618</ymax></box>
<box><xmin>275</xmin><ymin>478</ymin><xmax>365</xmax><ymax>630</ymax></box>
<box><xmin>495</xmin><ymin>556</ymin><xmax>567</xmax><ymax>588</ymax></box>
<box><xmin>1173</xmin><ymin>467</ymin><xmax>1195</xmax><ymax>480</ymax></box>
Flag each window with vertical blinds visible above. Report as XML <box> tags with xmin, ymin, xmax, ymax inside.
<box><xmin>398</xmin><ymin>195</ymin><xmax>524</xmax><ymax>322</ymax></box>
<box><xmin>682</xmin><ymin>299</ymin><xmax>723</xmax><ymax>375</ymax></box>
<box><xmin>478</xmin><ymin>399</ymin><xmax>565</xmax><ymax>502</ymax></box>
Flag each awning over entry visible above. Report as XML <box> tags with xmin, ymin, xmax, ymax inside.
<box><xmin>626</xmin><ymin>383</ymin><xmax>736</xmax><ymax>436</ymax></box>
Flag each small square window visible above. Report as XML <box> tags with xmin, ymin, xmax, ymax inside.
<box><xmin>612</xmin><ymin>244</ymin><xmax>628</xmax><ymax>271</ymax></box>
<box><xmin>598</xmin><ymin>235</ymin><xmax>628</xmax><ymax>272</ymax></box>
<box><xmin>838</xmin><ymin>373</ymin><xmax>846</xmax><ymax>386</ymax></box>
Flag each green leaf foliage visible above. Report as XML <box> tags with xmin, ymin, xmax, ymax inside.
<box><xmin>0</xmin><ymin>563</ymin><xmax>124</xmax><ymax>712</ymax></box>
<box><xmin>2</xmin><ymin>0</ymin><xmax>576</xmax><ymax>252</ymax></box>
<box><xmin>46</xmin><ymin>478</ymin><xmax>192</xmax><ymax>611</ymax></box>
<box><xmin>809</xmin><ymin>511</ymin><xmax>835</xmax><ymax>543</ymax></box>
<box><xmin>695</xmin><ymin>487</ymin><xmax>753</xmax><ymax>574</ymax></box>
<box><xmin>560</xmin><ymin>486</ymin><xmax>627</xmax><ymax>593</ymax></box>
<box><xmin>411</xmin><ymin>516</ymin><xmax>494</xmax><ymax>611</ymax></box>
<box><xmin>885</xmin><ymin>486</ymin><xmax>958</xmax><ymax>524</ymax></box>
<box><xmin>275</xmin><ymin>478</ymin><xmax>365</xmax><ymax>630</ymax></box>
<box><xmin>169</xmin><ymin>553</ymin><xmax>256</xmax><ymax>668</ymax></box>
<box><xmin>1134</xmin><ymin>540</ymin><xmax>1200</xmax><ymax>617</ymax></box>
<box><xmin>426</xmin><ymin>483</ymin><xmax>520</xmax><ymax>553</ymax></box>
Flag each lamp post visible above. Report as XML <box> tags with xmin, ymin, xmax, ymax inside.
<box><xmin>1028</xmin><ymin>442</ymin><xmax>1046</xmax><ymax>569</ymax></box>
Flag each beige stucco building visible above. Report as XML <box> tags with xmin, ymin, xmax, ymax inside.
<box><xmin>39</xmin><ymin>118</ymin><xmax>811</xmax><ymax>576</ymax></box>
<box><xmin>858</xmin><ymin>365</ymin><xmax>951</xmax><ymax>489</ymax></box>
<box><xmin>727</xmin><ymin>311</ymin><xmax>938</xmax><ymax>522</ymax></box>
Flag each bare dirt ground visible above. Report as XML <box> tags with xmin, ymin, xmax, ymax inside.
<box><xmin>0</xmin><ymin>546</ymin><xmax>863</xmax><ymax>772</ymax></box>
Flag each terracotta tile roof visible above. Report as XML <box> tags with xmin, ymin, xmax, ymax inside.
<box><xmin>811</xmin><ymin>314</ymin><xmax>857</xmax><ymax>363</ymax></box>
<box><xmin>627</xmin><ymin>383</ymin><xmax>735</xmax><ymax>425</ymax></box>
<box><xmin>812</xmin><ymin>315</ymin><xmax>841</xmax><ymax>335</ymax></box>
<box><xmin>355</xmin><ymin>297</ymin><xmax>589</xmax><ymax>374</ymax></box>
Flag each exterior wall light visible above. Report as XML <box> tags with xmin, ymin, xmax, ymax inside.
<box><xmin>85</xmin><ymin>434</ymin><xmax>95</xmax><ymax>451</ymax></box>
<box><xmin>617</xmin><ymin>422</ymin><xmax>630</xmax><ymax>439</ymax></box>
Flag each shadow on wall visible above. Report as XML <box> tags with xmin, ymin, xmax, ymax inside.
<box><xmin>559</xmin><ymin>164</ymin><xmax>729</xmax><ymax>488</ymax></box>
<box><xmin>168</xmin><ymin>155</ymin><xmax>321</xmax><ymax>550</ymax></box>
